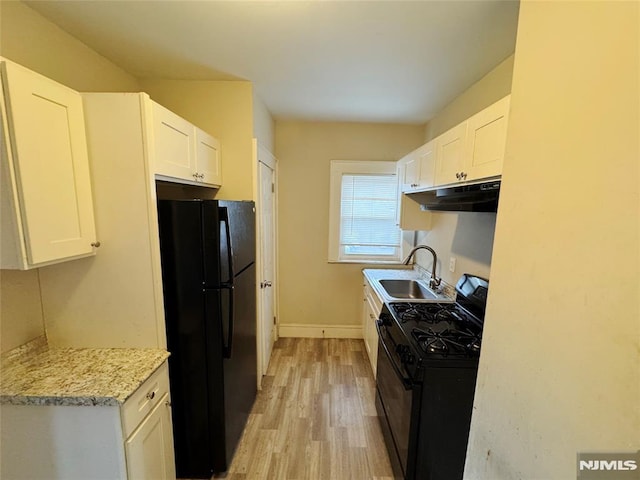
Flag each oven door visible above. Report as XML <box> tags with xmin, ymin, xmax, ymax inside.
<box><xmin>375</xmin><ymin>320</ymin><xmax>418</xmax><ymax>480</ymax></box>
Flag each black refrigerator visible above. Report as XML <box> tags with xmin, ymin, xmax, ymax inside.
<box><xmin>157</xmin><ymin>199</ymin><xmax>257</xmax><ymax>478</ymax></box>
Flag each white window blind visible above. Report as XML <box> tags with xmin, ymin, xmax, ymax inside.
<box><xmin>340</xmin><ymin>174</ymin><xmax>400</xmax><ymax>257</ymax></box>
<box><xmin>328</xmin><ymin>160</ymin><xmax>401</xmax><ymax>263</ymax></box>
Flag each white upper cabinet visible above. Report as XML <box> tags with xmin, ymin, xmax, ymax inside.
<box><xmin>151</xmin><ymin>102</ymin><xmax>194</xmax><ymax>181</ymax></box>
<box><xmin>434</xmin><ymin>122</ymin><xmax>468</xmax><ymax>186</ymax></box>
<box><xmin>0</xmin><ymin>59</ymin><xmax>97</xmax><ymax>270</ymax></box>
<box><xmin>398</xmin><ymin>150</ymin><xmax>420</xmax><ymax>193</ymax></box>
<box><xmin>400</xmin><ymin>150</ymin><xmax>420</xmax><ymax>192</ymax></box>
<box><xmin>416</xmin><ymin>140</ymin><xmax>436</xmax><ymax>189</ymax></box>
<box><xmin>195</xmin><ymin>128</ymin><xmax>222</xmax><ymax>186</ymax></box>
<box><xmin>434</xmin><ymin>95</ymin><xmax>510</xmax><ymax>186</ymax></box>
<box><xmin>399</xmin><ymin>140</ymin><xmax>435</xmax><ymax>193</ymax></box>
<box><xmin>465</xmin><ymin>95</ymin><xmax>510</xmax><ymax>180</ymax></box>
<box><xmin>151</xmin><ymin>101</ymin><xmax>222</xmax><ymax>187</ymax></box>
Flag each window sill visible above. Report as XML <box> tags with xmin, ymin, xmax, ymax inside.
<box><xmin>327</xmin><ymin>259</ymin><xmax>405</xmax><ymax>265</ymax></box>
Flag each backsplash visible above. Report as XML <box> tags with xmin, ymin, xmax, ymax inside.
<box><xmin>0</xmin><ymin>270</ymin><xmax>46</xmax><ymax>354</ymax></box>
<box><xmin>411</xmin><ymin>211</ymin><xmax>496</xmax><ymax>286</ymax></box>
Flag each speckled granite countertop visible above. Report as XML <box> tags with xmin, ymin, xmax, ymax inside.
<box><xmin>0</xmin><ymin>336</ymin><xmax>170</xmax><ymax>407</ymax></box>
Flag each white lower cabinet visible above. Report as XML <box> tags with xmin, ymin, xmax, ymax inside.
<box><xmin>125</xmin><ymin>392</ymin><xmax>175</xmax><ymax>479</ymax></box>
<box><xmin>0</xmin><ymin>363</ymin><xmax>175</xmax><ymax>480</ymax></box>
<box><xmin>362</xmin><ymin>276</ymin><xmax>383</xmax><ymax>377</ymax></box>
<box><xmin>121</xmin><ymin>362</ymin><xmax>176</xmax><ymax>479</ymax></box>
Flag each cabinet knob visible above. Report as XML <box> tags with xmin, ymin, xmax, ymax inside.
<box><xmin>455</xmin><ymin>172</ymin><xmax>461</xmax><ymax>180</ymax></box>
<box><xmin>461</xmin><ymin>172</ymin><xmax>467</xmax><ymax>179</ymax></box>
<box><xmin>165</xmin><ymin>400</ymin><xmax>172</xmax><ymax>407</ymax></box>
<box><xmin>193</xmin><ymin>173</ymin><xmax>199</xmax><ymax>179</ymax></box>
<box><xmin>146</xmin><ymin>391</ymin><xmax>156</xmax><ymax>401</ymax></box>
<box><xmin>91</xmin><ymin>241</ymin><xmax>101</xmax><ymax>248</ymax></box>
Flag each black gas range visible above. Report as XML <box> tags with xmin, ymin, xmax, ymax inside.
<box><xmin>375</xmin><ymin>274</ymin><xmax>488</xmax><ymax>480</ymax></box>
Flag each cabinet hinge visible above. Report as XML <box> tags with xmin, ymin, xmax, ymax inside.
<box><xmin>273</xmin><ymin>316</ymin><xmax>277</xmax><ymax>325</ymax></box>
<box><xmin>271</xmin><ymin>183</ymin><xmax>275</xmax><ymax>193</ymax></box>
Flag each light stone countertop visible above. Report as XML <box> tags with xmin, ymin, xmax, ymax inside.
<box><xmin>363</xmin><ymin>267</ymin><xmax>455</xmax><ymax>304</ymax></box>
<box><xmin>0</xmin><ymin>336</ymin><xmax>170</xmax><ymax>407</ymax></box>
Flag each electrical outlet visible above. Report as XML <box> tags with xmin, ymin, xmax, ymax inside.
<box><xmin>449</xmin><ymin>256</ymin><xmax>456</xmax><ymax>273</ymax></box>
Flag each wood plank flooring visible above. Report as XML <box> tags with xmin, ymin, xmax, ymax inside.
<box><xmin>217</xmin><ymin>337</ymin><xmax>394</xmax><ymax>480</ymax></box>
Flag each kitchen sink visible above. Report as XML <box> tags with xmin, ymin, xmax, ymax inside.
<box><xmin>378</xmin><ymin>279</ymin><xmax>439</xmax><ymax>300</ymax></box>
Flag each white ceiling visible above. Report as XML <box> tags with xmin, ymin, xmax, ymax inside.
<box><xmin>25</xmin><ymin>0</ymin><xmax>520</xmax><ymax>124</ymax></box>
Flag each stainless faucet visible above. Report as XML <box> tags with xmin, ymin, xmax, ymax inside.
<box><xmin>402</xmin><ymin>245</ymin><xmax>441</xmax><ymax>290</ymax></box>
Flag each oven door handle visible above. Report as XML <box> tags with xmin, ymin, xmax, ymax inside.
<box><xmin>376</xmin><ymin>320</ymin><xmax>413</xmax><ymax>391</ymax></box>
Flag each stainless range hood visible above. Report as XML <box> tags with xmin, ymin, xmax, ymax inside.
<box><xmin>406</xmin><ymin>179</ymin><xmax>501</xmax><ymax>212</ymax></box>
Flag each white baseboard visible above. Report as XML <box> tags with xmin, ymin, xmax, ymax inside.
<box><xmin>277</xmin><ymin>323</ymin><xmax>363</xmax><ymax>339</ymax></box>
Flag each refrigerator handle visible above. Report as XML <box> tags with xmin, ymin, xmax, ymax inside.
<box><xmin>219</xmin><ymin>206</ymin><xmax>235</xmax><ymax>284</ymax></box>
<box><xmin>220</xmin><ymin>207</ymin><xmax>235</xmax><ymax>358</ymax></box>
<box><xmin>223</xmin><ymin>285</ymin><xmax>234</xmax><ymax>358</ymax></box>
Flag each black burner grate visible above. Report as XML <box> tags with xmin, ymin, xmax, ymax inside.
<box><xmin>412</xmin><ymin>326</ymin><xmax>481</xmax><ymax>356</ymax></box>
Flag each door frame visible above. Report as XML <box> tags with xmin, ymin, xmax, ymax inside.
<box><xmin>253</xmin><ymin>139</ymin><xmax>278</xmax><ymax>388</ymax></box>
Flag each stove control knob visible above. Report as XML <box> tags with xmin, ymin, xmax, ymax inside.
<box><xmin>402</xmin><ymin>353</ymin><xmax>415</xmax><ymax>365</ymax></box>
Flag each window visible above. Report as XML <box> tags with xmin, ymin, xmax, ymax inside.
<box><xmin>328</xmin><ymin>160</ymin><xmax>401</xmax><ymax>263</ymax></box>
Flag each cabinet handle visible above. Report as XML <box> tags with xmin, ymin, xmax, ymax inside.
<box><xmin>146</xmin><ymin>391</ymin><xmax>156</xmax><ymax>401</ymax></box>
<box><xmin>91</xmin><ymin>241</ymin><xmax>101</xmax><ymax>248</ymax></box>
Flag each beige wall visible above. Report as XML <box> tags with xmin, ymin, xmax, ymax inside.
<box><xmin>412</xmin><ymin>55</ymin><xmax>514</xmax><ymax>286</ymax></box>
<box><xmin>253</xmin><ymin>91</ymin><xmax>275</xmax><ymax>154</ymax></box>
<box><xmin>140</xmin><ymin>79</ymin><xmax>255</xmax><ymax>201</ymax></box>
<box><xmin>0</xmin><ymin>1</ymin><xmax>140</xmax><ymax>93</ymax></box>
<box><xmin>0</xmin><ymin>271</ymin><xmax>44</xmax><ymax>353</ymax></box>
<box><xmin>424</xmin><ymin>54</ymin><xmax>514</xmax><ymax>142</ymax></box>
<box><xmin>465</xmin><ymin>2</ymin><xmax>639</xmax><ymax>478</ymax></box>
<box><xmin>0</xmin><ymin>1</ymin><xmax>141</xmax><ymax>354</ymax></box>
<box><xmin>275</xmin><ymin>122</ymin><xmax>424</xmax><ymax>329</ymax></box>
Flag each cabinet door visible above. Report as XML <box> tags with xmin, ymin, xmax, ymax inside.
<box><xmin>434</xmin><ymin>122</ymin><xmax>467</xmax><ymax>186</ymax></box>
<box><xmin>195</xmin><ymin>127</ymin><xmax>222</xmax><ymax>186</ymax></box>
<box><xmin>365</xmin><ymin>299</ymin><xmax>379</xmax><ymax>378</ymax></box>
<box><xmin>398</xmin><ymin>150</ymin><xmax>419</xmax><ymax>192</ymax></box>
<box><xmin>404</xmin><ymin>155</ymin><xmax>420</xmax><ymax>191</ymax></box>
<box><xmin>362</xmin><ymin>281</ymin><xmax>382</xmax><ymax>378</ymax></box>
<box><xmin>151</xmin><ymin>101</ymin><xmax>195</xmax><ymax>181</ymax></box>
<box><xmin>125</xmin><ymin>392</ymin><xmax>176</xmax><ymax>480</ymax></box>
<box><xmin>466</xmin><ymin>95</ymin><xmax>510</xmax><ymax>181</ymax></box>
<box><xmin>362</xmin><ymin>286</ymin><xmax>372</xmax><ymax>359</ymax></box>
<box><xmin>1</xmin><ymin>60</ymin><xmax>96</xmax><ymax>268</ymax></box>
<box><xmin>416</xmin><ymin>140</ymin><xmax>436</xmax><ymax>189</ymax></box>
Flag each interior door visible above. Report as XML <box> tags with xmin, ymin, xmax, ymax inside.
<box><xmin>257</xmin><ymin>144</ymin><xmax>276</xmax><ymax>377</ymax></box>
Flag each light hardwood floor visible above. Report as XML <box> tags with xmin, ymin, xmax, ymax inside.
<box><xmin>217</xmin><ymin>337</ymin><xmax>394</xmax><ymax>480</ymax></box>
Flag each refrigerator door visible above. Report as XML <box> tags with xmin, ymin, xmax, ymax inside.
<box><xmin>218</xmin><ymin>200</ymin><xmax>256</xmax><ymax>276</ymax></box>
<box><xmin>222</xmin><ymin>261</ymin><xmax>257</xmax><ymax>469</ymax></box>
<box><xmin>157</xmin><ymin>199</ymin><xmax>220</xmax><ymax>478</ymax></box>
